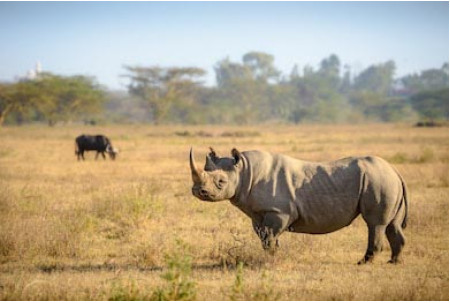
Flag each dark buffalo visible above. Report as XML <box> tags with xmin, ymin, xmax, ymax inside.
<box><xmin>75</xmin><ymin>134</ymin><xmax>119</xmax><ymax>161</ymax></box>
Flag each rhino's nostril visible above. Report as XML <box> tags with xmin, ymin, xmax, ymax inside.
<box><xmin>200</xmin><ymin>189</ymin><xmax>208</xmax><ymax>196</ymax></box>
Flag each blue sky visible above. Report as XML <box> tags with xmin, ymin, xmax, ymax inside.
<box><xmin>0</xmin><ymin>1</ymin><xmax>448</xmax><ymax>89</ymax></box>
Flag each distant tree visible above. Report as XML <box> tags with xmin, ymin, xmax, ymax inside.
<box><xmin>409</xmin><ymin>88</ymin><xmax>449</xmax><ymax>122</ymax></box>
<box><xmin>103</xmin><ymin>90</ymin><xmax>150</xmax><ymax>124</ymax></box>
<box><xmin>401</xmin><ymin>63</ymin><xmax>449</xmax><ymax>94</ymax></box>
<box><xmin>0</xmin><ymin>81</ymin><xmax>37</xmax><ymax>126</ymax></box>
<box><xmin>340</xmin><ymin>64</ymin><xmax>352</xmax><ymax>94</ymax></box>
<box><xmin>318</xmin><ymin>54</ymin><xmax>341</xmax><ymax>90</ymax></box>
<box><xmin>242</xmin><ymin>51</ymin><xmax>280</xmax><ymax>83</ymax></box>
<box><xmin>353</xmin><ymin>61</ymin><xmax>396</xmax><ymax>95</ymax></box>
<box><xmin>213</xmin><ymin>55</ymin><xmax>277</xmax><ymax>124</ymax></box>
<box><xmin>287</xmin><ymin>55</ymin><xmax>350</xmax><ymax>123</ymax></box>
<box><xmin>265</xmin><ymin>83</ymin><xmax>297</xmax><ymax>122</ymax></box>
<box><xmin>0</xmin><ymin>82</ymin><xmax>17</xmax><ymax>126</ymax></box>
<box><xmin>31</xmin><ymin>73</ymin><xmax>105</xmax><ymax>126</ymax></box>
<box><xmin>442</xmin><ymin>62</ymin><xmax>449</xmax><ymax>75</ymax></box>
<box><xmin>214</xmin><ymin>58</ymin><xmax>252</xmax><ymax>88</ymax></box>
<box><xmin>123</xmin><ymin>66</ymin><xmax>206</xmax><ymax>124</ymax></box>
<box><xmin>290</xmin><ymin>64</ymin><xmax>300</xmax><ymax>80</ymax></box>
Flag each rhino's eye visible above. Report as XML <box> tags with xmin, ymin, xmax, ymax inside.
<box><xmin>217</xmin><ymin>178</ymin><xmax>227</xmax><ymax>189</ymax></box>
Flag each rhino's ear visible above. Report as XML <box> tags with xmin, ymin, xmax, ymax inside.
<box><xmin>231</xmin><ymin>148</ymin><xmax>242</xmax><ymax>166</ymax></box>
<box><xmin>208</xmin><ymin>147</ymin><xmax>219</xmax><ymax>162</ymax></box>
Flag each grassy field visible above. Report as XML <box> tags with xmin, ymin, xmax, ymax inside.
<box><xmin>0</xmin><ymin>123</ymin><xmax>448</xmax><ymax>300</ymax></box>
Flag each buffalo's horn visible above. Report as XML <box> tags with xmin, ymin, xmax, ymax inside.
<box><xmin>190</xmin><ymin>148</ymin><xmax>202</xmax><ymax>183</ymax></box>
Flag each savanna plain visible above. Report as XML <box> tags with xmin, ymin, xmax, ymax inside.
<box><xmin>0</xmin><ymin>123</ymin><xmax>448</xmax><ymax>300</ymax></box>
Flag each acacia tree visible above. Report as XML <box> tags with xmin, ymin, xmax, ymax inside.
<box><xmin>0</xmin><ymin>81</ymin><xmax>39</xmax><ymax>126</ymax></box>
<box><xmin>242</xmin><ymin>51</ymin><xmax>280</xmax><ymax>83</ymax></box>
<box><xmin>0</xmin><ymin>74</ymin><xmax>105</xmax><ymax>126</ymax></box>
<box><xmin>32</xmin><ymin>73</ymin><xmax>105</xmax><ymax>126</ymax></box>
<box><xmin>0</xmin><ymin>82</ymin><xmax>17</xmax><ymax>126</ymax></box>
<box><xmin>123</xmin><ymin>66</ymin><xmax>206</xmax><ymax>124</ymax></box>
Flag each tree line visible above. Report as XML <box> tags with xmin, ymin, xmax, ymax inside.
<box><xmin>1</xmin><ymin>52</ymin><xmax>448</xmax><ymax>126</ymax></box>
<box><xmin>0</xmin><ymin>73</ymin><xmax>105</xmax><ymax>126</ymax></box>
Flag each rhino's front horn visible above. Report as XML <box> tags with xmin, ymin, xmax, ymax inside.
<box><xmin>190</xmin><ymin>148</ymin><xmax>202</xmax><ymax>183</ymax></box>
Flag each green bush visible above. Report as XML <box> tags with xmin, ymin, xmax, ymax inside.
<box><xmin>108</xmin><ymin>279</ymin><xmax>150</xmax><ymax>301</ymax></box>
<box><xmin>151</xmin><ymin>240</ymin><xmax>197</xmax><ymax>301</ymax></box>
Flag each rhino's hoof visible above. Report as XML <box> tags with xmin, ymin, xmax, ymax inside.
<box><xmin>357</xmin><ymin>255</ymin><xmax>374</xmax><ymax>265</ymax></box>
<box><xmin>262</xmin><ymin>245</ymin><xmax>277</xmax><ymax>256</ymax></box>
<box><xmin>388</xmin><ymin>258</ymin><xmax>402</xmax><ymax>265</ymax></box>
<box><xmin>357</xmin><ymin>259</ymin><xmax>366</xmax><ymax>265</ymax></box>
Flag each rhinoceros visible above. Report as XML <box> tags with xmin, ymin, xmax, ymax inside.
<box><xmin>189</xmin><ymin>147</ymin><xmax>408</xmax><ymax>264</ymax></box>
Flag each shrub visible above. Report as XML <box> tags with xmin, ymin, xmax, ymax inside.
<box><xmin>151</xmin><ymin>240</ymin><xmax>196</xmax><ymax>301</ymax></box>
<box><xmin>229</xmin><ymin>262</ymin><xmax>280</xmax><ymax>301</ymax></box>
<box><xmin>108</xmin><ymin>279</ymin><xmax>150</xmax><ymax>301</ymax></box>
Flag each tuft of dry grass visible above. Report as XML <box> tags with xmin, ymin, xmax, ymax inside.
<box><xmin>0</xmin><ymin>123</ymin><xmax>448</xmax><ymax>300</ymax></box>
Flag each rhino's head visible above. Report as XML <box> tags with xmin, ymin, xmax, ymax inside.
<box><xmin>190</xmin><ymin>147</ymin><xmax>243</xmax><ymax>202</ymax></box>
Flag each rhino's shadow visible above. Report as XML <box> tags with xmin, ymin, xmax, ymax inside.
<box><xmin>34</xmin><ymin>262</ymin><xmax>236</xmax><ymax>274</ymax></box>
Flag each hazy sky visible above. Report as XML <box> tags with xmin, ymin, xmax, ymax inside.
<box><xmin>0</xmin><ymin>1</ymin><xmax>448</xmax><ymax>89</ymax></box>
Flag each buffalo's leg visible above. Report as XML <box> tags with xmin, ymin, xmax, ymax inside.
<box><xmin>101</xmin><ymin>152</ymin><xmax>106</xmax><ymax>160</ymax></box>
<box><xmin>95</xmin><ymin>152</ymin><xmax>99</xmax><ymax>160</ymax></box>
<box><xmin>385</xmin><ymin>222</ymin><xmax>405</xmax><ymax>264</ymax></box>
<box><xmin>80</xmin><ymin>151</ymin><xmax>85</xmax><ymax>161</ymax></box>
<box><xmin>358</xmin><ymin>224</ymin><xmax>386</xmax><ymax>265</ymax></box>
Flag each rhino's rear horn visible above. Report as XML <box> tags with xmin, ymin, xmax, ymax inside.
<box><xmin>190</xmin><ymin>148</ymin><xmax>202</xmax><ymax>183</ymax></box>
<box><xmin>208</xmin><ymin>147</ymin><xmax>219</xmax><ymax>162</ymax></box>
<box><xmin>205</xmin><ymin>154</ymin><xmax>217</xmax><ymax>171</ymax></box>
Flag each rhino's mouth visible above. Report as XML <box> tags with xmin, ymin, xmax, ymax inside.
<box><xmin>191</xmin><ymin>188</ymin><xmax>218</xmax><ymax>202</ymax></box>
<box><xmin>198</xmin><ymin>196</ymin><xmax>215</xmax><ymax>202</ymax></box>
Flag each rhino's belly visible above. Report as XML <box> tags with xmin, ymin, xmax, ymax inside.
<box><xmin>288</xmin><ymin>206</ymin><xmax>360</xmax><ymax>234</ymax></box>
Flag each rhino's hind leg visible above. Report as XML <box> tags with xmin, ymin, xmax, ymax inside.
<box><xmin>386</xmin><ymin>222</ymin><xmax>405</xmax><ymax>264</ymax></box>
<box><xmin>358</xmin><ymin>224</ymin><xmax>386</xmax><ymax>265</ymax></box>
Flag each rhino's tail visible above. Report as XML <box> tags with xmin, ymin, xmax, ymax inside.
<box><xmin>398</xmin><ymin>173</ymin><xmax>409</xmax><ymax>229</ymax></box>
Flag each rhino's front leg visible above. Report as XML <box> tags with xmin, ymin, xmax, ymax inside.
<box><xmin>253</xmin><ymin>221</ymin><xmax>277</xmax><ymax>251</ymax></box>
<box><xmin>253</xmin><ymin>212</ymin><xmax>288</xmax><ymax>255</ymax></box>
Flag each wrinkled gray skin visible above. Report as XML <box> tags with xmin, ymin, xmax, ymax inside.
<box><xmin>190</xmin><ymin>147</ymin><xmax>408</xmax><ymax>264</ymax></box>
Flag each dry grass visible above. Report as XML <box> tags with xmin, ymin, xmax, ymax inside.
<box><xmin>0</xmin><ymin>123</ymin><xmax>448</xmax><ymax>300</ymax></box>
